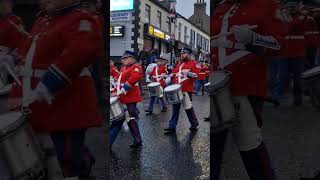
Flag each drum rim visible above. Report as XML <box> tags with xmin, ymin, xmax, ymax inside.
<box><xmin>164</xmin><ymin>84</ymin><xmax>182</xmax><ymax>92</ymax></box>
<box><xmin>209</xmin><ymin>71</ymin><xmax>230</xmax><ymax>92</ymax></box>
<box><xmin>301</xmin><ymin>66</ymin><xmax>320</xmax><ymax>77</ymax></box>
<box><xmin>147</xmin><ymin>82</ymin><xmax>161</xmax><ymax>87</ymax></box>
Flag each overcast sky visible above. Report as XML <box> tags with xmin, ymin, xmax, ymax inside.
<box><xmin>175</xmin><ymin>0</ymin><xmax>210</xmax><ymax>18</ymax></box>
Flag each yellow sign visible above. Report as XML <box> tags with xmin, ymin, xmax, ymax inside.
<box><xmin>153</xmin><ymin>28</ymin><xmax>165</xmax><ymax>39</ymax></box>
<box><xmin>148</xmin><ymin>26</ymin><xmax>154</xmax><ymax>35</ymax></box>
<box><xmin>110</xmin><ymin>26</ymin><xmax>113</xmax><ymax>34</ymax></box>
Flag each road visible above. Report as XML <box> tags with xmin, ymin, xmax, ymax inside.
<box><xmin>110</xmin><ymin>94</ymin><xmax>210</xmax><ymax>180</ymax></box>
<box><xmin>218</xmin><ymin>96</ymin><xmax>320</xmax><ymax>180</ymax></box>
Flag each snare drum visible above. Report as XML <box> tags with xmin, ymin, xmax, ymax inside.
<box><xmin>164</xmin><ymin>84</ymin><xmax>184</xmax><ymax>104</ymax></box>
<box><xmin>110</xmin><ymin>96</ymin><xmax>125</xmax><ymax>122</ymax></box>
<box><xmin>0</xmin><ymin>111</ymin><xmax>45</xmax><ymax>180</ymax></box>
<box><xmin>209</xmin><ymin>71</ymin><xmax>238</xmax><ymax>133</ymax></box>
<box><xmin>301</xmin><ymin>66</ymin><xmax>320</xmax><ymax>108</ymax></box>
<box><xmin>147</xmin><ymin>82</ymin><xmax>162</xmax><ymax>97</ymax></box>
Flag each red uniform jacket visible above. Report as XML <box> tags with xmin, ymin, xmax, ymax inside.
<box><xmin>118</xmin><ymin>63</ymin><xmax>142</xmax><ymax>104</ymax></box>
<box><xmin>198</xmin><ymin>65</ymin><xmax>208</xmax><ymax>80</ymax></box>
<box><xmin>281</xmin><ymin>14</ymin><xmax>307</xmax><ymax>58</ymax></box>
<box><xmin>172</xmin><ymin>60</ymin><xmax>199</xmax><ymax>93</ymax></box>
<box><xmin>149</xmin><ymin>64</ymin><xmax>167</xmax><ymax>87</ymax></box>
<box><xmin>0</xmin><ymin>14</ymin><xmax>28</xmax><ymax>56</ymax></box>
<box><xmin>110</xmin><ymin>64</ymin><xmax>120</xmax><ymax>80</ymax></box>
<box><xmin>9</xmin><ymin>7</ymin><xmax>103</xmax><ymax>132</ymax></box>
<box><xmin>211</xmin><ymin>0</ymin><xmax>286</xmax><ymax>98</ymax></box>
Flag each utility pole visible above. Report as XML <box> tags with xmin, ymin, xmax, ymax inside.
<box><xmin>169</xmin><ymin>0</ymin><xmax>177</xmax><ymax>66</ymax></box>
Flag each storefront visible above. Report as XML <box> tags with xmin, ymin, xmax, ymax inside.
<box><xmin>143</xmin><ymin>24</ymin><xmax>172</xmax><ymax>54</ymax></box>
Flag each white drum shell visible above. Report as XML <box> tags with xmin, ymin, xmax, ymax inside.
<box><xmin>164</xmin><ymin>84</ymin><xmax>184</xmax><ymax>104</ymax></box>
<box><xmin>110</xmin><ymin>97</ymin><xmax>124</xmax><ymax>122</ymax></box>
<box><xmin>0</xmin><ymin>112</ymin><xmax>45</xmax><ymax>180</ymax></box>
<box><xmin>147</xmin><ymin>82</ymin><xmax>161</xmax><ymax>97</ymax></box>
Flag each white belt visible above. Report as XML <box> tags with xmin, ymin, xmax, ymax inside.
<box><xmin>17</xmin><ymin>66</ymin><xmax>92</xmax><ymax>78</ymax></box>
<box><xmin>199</xmin><ymin>73</ymin><xmax>206</xmax><ymax>75</ymax></box>
<box><xmin>285</xmin><ymin>36</ymin><xmax>305</xmax><ymax>40</ymax></box>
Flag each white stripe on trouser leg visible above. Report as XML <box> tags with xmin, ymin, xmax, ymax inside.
<box><xmin>183</xmin><ymin>92</ymin><xmax>192</xmax><ymax>110</ymax></box>
<box><xmin>231</xmin><ymin>96</ymin><xmax>262</xmax><ymax>151</ymax></box>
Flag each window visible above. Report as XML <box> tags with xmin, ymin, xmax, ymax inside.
<box><xmin>197</xmin><ymin>33</ymin><xmax>201</xmax><ymax>47</ymax></box>
<box><xmin>167</xmin><ymin>17</ymin><xmax>171</xmax><ymax>32</ymax></box>
<box><xmin>190</xmin><ymin>29</ymin><xmax>196</xmax><ymax>47</ymax></box>
<box><xmin>184</xmin><ymin>26</ymin><xmax>188</xmax><ymax>43</ymax></box>
<box><xmin>178</xmin><ymin>23</ymin><xmax>182</xmax><ymax>41</ymax></box>
<box><xmin>145</xmin><ymin>5</ymin><xmax>150</xmax><ymax>23</ymax></box>
<box><xmin>156</xmin><ymin>11</ymin><xmax>162</xmax><ymax>28</ymax></box>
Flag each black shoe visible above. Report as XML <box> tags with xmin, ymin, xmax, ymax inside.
<box><xmin>164</xmin><ymin>128</ymin><xmax>176</xmax><ymax>133</ymax></box>
<box><xmin>130</xmin><ymin>142</ymin><xmax>142</xmax><ymax>148</ymax></box>
<box><xmin>145</xmin><ymin>109</ymin><xmax>151</xmax><ymax>112</ymax></box>
<box><xmin>161</xmin><ymin>107</ymin><xmax>167</xmax><ymax>112</ymax></box>
<box><xmin>189</xmin><ymin>127</ymin><xmax>198</xmax><ymax>131</ymax></box>
<box><xmin>146</xmin><ymin>111</ymin><xmax>153</xmax><ymax>115</ymax></box>
<box><xmin>204</xmin><ymin>117</ymin><xmax>210</xmax><ymax>121</ymax></box>
<box><xmin>293</xmin><ymin>96</ymin><xmax>303</xmax><ymax>106</ymax></box>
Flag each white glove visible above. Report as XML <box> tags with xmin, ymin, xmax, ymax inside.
<box><xmin>211</xmin><ymin>37</ymin><xmax>233</xmax><ymax>48</ymax></box>
<box><xmin>33</xmin><ymin>82</ymin><xmax>54</xmax><ymax>105</ymax></box>
<box><xmin>182</xmin><ymin>69</ymin><xmax>190</xmax><ymax>76</ymax></box>
<box><xmin>117</xmin><ymin>88</ymin><xmax>127</xmax><ymax>96</ymax></box>
<box><xmin>230</xmin><ymin>25</ymin><xmax>254</xmax><ymax>45</ymax></box>
<box><xmin>165</xmin><ymin>76</ymin><xmax>171</xmax><ymax>85</ymax></box>
<box><xmin>160</xmin><ymin>74</ymin><xmax>167</xmax><ymax>79</ymax></box>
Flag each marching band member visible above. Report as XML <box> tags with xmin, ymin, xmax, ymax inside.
<box><xmin>9</xmin><ymin>0</ymin><xmax>103</xmax><ymax>177</ymax></box>
<box><xmin>196</xmin><ymin>61</ymin><xmax>208</xmax><ymax>96</ymax></box>
<box><xmin>110</xmin><ymin>60</ymin><xmax>119</xmax><ymax>92</ymax></box>
<box><xmin>0</xmin><ymin>0</ymin><xmax>28</xmax><ymax>86</ymax></box>
<box><xmin>164</xmin><ymin>47</ymin><xmax>199</xmax><ymax>133</ymax></box>
<box><xmin>145</xmin><ymin>53</ymin><xmax>169</xmax><ymax>115</ymax></box>
<box><xmin>211</xmin><ymin>0</ymin><xmax>286</xmax><ymax>179</ymax></box>
<box><xmin>110</xmin><ymin>50</ymin><xmax>143</xmax><ymax>148</ymax></box>
<box><xmin>277</xmin><ymin>2</ymin><xmax>307</xmax><ymax>106</ymax></box>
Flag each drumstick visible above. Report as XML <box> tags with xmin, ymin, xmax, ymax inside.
<box><xmin>211</xmin><ymin>25</ymin><xmax>258</xmax><ymax>39</ymax></box>
<box><xmin>3</xmin><ymin>62</ymin><xmax>22</xmax><ymax>86</ymax></box>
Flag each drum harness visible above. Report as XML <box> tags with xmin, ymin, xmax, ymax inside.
<box><xmin>18</xmin><ymin>28</ymin><xmax>66</xmax><ymax>179</ymax></box>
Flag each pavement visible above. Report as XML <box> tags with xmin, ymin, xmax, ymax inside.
<box><xmin>217</xmin><ymin>96</ymin><xmax>320</xmax><ymax>180</ymax></box>
<box><xmin>110</xmin><ymin>94</ymin><xmax>210</xmax><ymax>180</ymax></box>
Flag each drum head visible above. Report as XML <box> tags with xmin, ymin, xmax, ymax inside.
<box><xmin>0</xmin><ymin>111</ymin><xmax>24</xmax><ymax>136</ymax></box>
<box><xmin>209</xmin><ymin>71</ymin><xmax>229</xmax><ymax>92</ymax></box>
<box><xmin>147</xmin><ymin>82</ymin><xmax>160</xmax><ymax>87</ymax></box>
<box><xmin>110</xmin><ymin>96</ymin><xmax>119</xmax><ymax>104</ymax></box>
<box><xmin>302</xmin><ymin>66</ymin><xmax>320</xmax><ymax>78</ymax></box>
<box><xmin>164</xmin><ymin>84</ymin><xmax>181</xmax><ymax>92</ymax></box>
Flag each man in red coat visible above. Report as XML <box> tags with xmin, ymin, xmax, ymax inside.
<box><xmin>211</xmin><ymin>0</ymin><xmax>286</xmax><ymax>179</ymax></box>
<box><xmin>0</xmin><ymin>0</ymin><xmax>28</xmax><ymax>87</ymax></box>
<box><xmin>196</xmin><ymin>61</ymin><xmax>208</xmax><ymax>96</ymax></box>
<box><xmin>164</xmin><ymin>47</ymin><xmax>199</xmax><ymax>132</ymax></box>
<box><xmin>145</xmin><ymin>53</ymin><xmax>169</xmax><ymax>115</ymax></box>
<box><xmin>8</xmin><ymin>0</ymin><xmax>103</xmax><ymax>177</ymax></box>
<box><xmin>110</xmin><ymin>50</ymin><xmax>143</xmax><ymax>148</ymax></box>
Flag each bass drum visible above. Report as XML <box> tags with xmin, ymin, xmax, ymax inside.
<box><xmin>209</xmin><ymin>71</ymin><xmax>238</xmax><ymax>133</ymax></box>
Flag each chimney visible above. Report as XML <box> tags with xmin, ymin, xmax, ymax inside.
<box><xmin>194</xmin><ymin>0</ymin><xmax>207</xmax><ymax>15</ymax></box>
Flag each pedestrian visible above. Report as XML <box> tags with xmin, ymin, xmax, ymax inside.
<box><xmin>164</xmin><ymin>47</ymin><xmax>199</xmax><ymax>133</ymax></box>
<box><xmin>110</xmin><ymin>50</ymin><xmax>143</xmax><ymax>148</ymax></box>
<box><xmin>8</xmin><ymin>0</ymin><xmax>103</xmax><ymax>178</ymax></box>
<box><xmin>196</xmin><ymin>61</ymin><xmax>208</xmax><ymax>96</ymax></box>
<box><xmin>211</xmin><ymin>0</ymin><xmax>287</xmax><ymax>179</ymax></box>
<box><xmin>145</xmin><ymin>53</ymin><xmax>169</xmax><ymax>115</ymax></box>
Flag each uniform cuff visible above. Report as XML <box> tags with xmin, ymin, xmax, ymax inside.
<box><xmin>41</xmin><ymin>65</ymin><xmax>71</xmax><ymax>93</ymax></box>
<box><xmin>123</xmin><ymin>82</ymin><xmax>131</xmax><ymax>91</ymax></box>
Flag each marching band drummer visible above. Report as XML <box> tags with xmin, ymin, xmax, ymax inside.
<box><xmin>8</xmin><ymin>0</ymin><xmax>103</xmax><ymax>177</ymax></box>
<box><xmin>164</xmin><ymin>47</ymin><xmax>199</xmax><ymax>133</ymax></box>
<box><xmin>109</xmin><ymin>50</ymin><xmax>143</xmax><ymax>148</ymax></box>
<box><xmin>0</xmin><ymin>0</ymin><xmax>28</xmax><ymax>86</ymax></box>
<box><xmin>211</xmin><ymin>0</ymin><xmax>287</xmax><ymax>179</ymax></box>
<box><xmin>145</xmin><ymin>53</ymin><xmax>169</xmax><ymax>115</ymax></box>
